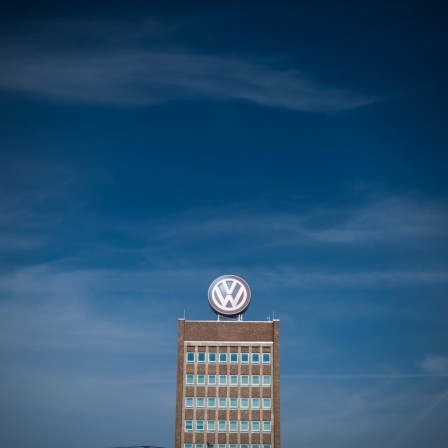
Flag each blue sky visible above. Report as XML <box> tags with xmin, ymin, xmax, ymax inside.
<box><xmin>1</xmin><ymin>1</ymin><xmax>448</xmax><ymax>447</ymax></box>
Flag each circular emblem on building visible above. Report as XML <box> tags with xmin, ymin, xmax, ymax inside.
<box><xmin>208</xmin><ymin>275</ymin><xmax>251</xmax><ymax>316</ymax></box>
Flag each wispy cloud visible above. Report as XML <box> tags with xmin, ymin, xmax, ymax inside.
<box><xmin>1</xmin><ymin>161</ymin><xmax>447</xmax><ymax>290</ymax></box>
<box><xmin>0</xmin><ymin>264</ymin><xmax>181</xmax><ymax>354</ymax></box>
<box><xmin>142</xmin><ymin>193</ymin><xmax>448</xmax><ymax>249</ymax></box>
<box><xmin>386</xmin><ymin>386</ymin><xmax>448</xmax><ymax>448</ymax></box>
<box><xmin>0</xmin><ymin>19</ymin><xmax>375</xmax><ymax>111</ymax></box>
<box><xmin>420</xmin><ymin>355</ymin><xmax>448</xmax><ymax>375</ymax></box>
<box><xmin>281</xmin><ymin>382</ymin><xmax>448</xmax><ymax>448</ymax></box>
<box><xmin>283</xmin><ymin>373</ymin><xmax>448</xmax><ymax>379</ymax></box>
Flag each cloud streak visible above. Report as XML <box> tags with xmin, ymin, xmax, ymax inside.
<box><xmin>283</xmin><ymin>373</ymin><xmax>448</xmax><ymax>379</ymax></box>
<box><xmin>386</xmin><ymin>386</ymin><xmax>448</xmax><ymax>448</ymax></box>
<box><xmin>0</xmin><ymin>19</ymin><xmax>375</xmax><ymax>111</ymax></box>
<box><xmin>420</xmin><ymin>355</ymin><xmax>448</xmax><ymax>375</ymax></box>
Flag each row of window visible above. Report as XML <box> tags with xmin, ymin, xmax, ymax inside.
<box><xmin>186</xmin><ymin>397</ymin><xmax>271</xmax><ymax>410</ymax></box>
<box><xmin>184</xmin><ymin>445</ymin><xmax>271</xmax><ymax>448</ymax></box>
<box><xmin>186</xmin><ymin>375</ymin><xmax>271</xmax><ymax>387</ymax></box>
<box><xmin>187</xmin><ymin>352</ymin><xmax>271</xmax><ymax>364</ymax></box>
<box><xmin>185</xmin><ymin>420</ymin><xmax>271</xmax><ymax>433</ymax></box>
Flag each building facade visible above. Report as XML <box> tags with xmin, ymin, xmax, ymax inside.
<box><xmin>174</xmin><ymin>319</ymin><xmax>280</xmax><ymax>448</ymax></box>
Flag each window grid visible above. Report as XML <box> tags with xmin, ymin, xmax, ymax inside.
<box><xmin>184</xmin><ymin>374</ymin><xmax>271</xmax><ymax>386</ymax></box>
<box><xmin>185</xmin><ymin>420</ymin><xmax>272</xmax><ymax>434</ymax></box>
<box><xmin>186</xmin><ymin>351</ymin><xmax>271</xmax><ymax>364</ymax></box>
<box><xmin>184</xmin><ymin>397</ymin><xmax>269</xmax><ymax>410</ymax></box>
<box><xmin>183</xmin><ymin>345</ymin><xmax>275</xmax><ymax>448</ymax></box>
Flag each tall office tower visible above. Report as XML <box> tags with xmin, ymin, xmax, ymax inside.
<box><xmin>174</xmin><ymin>276</ymin><xmax>280</xmax><ymax>448</ymax></box>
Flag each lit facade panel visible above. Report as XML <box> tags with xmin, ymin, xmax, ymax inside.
<box><xmin>175</xmin><ymin>319</ymin><xmax>280</xmax><ymax>448</ymax></box>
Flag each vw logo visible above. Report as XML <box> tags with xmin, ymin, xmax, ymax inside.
<box><xmin>208</xmin><ymin>275</ymin><xmax>251</xmax><ymax>316</ymax></box>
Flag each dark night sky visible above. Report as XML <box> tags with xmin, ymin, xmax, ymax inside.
<box><xmin>1</xmin><ymin>1</ymin><xmax>448</xmax><ymax>447</ymax></box>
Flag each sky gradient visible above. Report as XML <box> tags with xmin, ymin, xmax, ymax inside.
<box><xmin>1</xmin><ymin>1</ymin><xmax>448</xmax><ymax>448</ymax></box>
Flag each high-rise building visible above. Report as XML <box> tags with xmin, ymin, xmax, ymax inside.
<box><xmin>174</xmin><ymin>276</ymin><xmax>280</xmax><ymax>448</ymax></box>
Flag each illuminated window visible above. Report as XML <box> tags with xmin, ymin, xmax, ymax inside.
<box><xmin>262</xmin><ymin>353</ymin><xmax>271</xmax><ymax>364</ymax></box>
<box><xmin>263</xmin><ymin>421</ymin><xmax>271</xmax><ymax>432</ymax></box>
<box><xmin>263</xmin><ymin>398</ymin><xmax>271</xmax><ymax>409</ymax></box>
<box><xmin>262</xmin><ymin>375</ymin><xmax>271</xmax><ymax>386</ymax></box>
